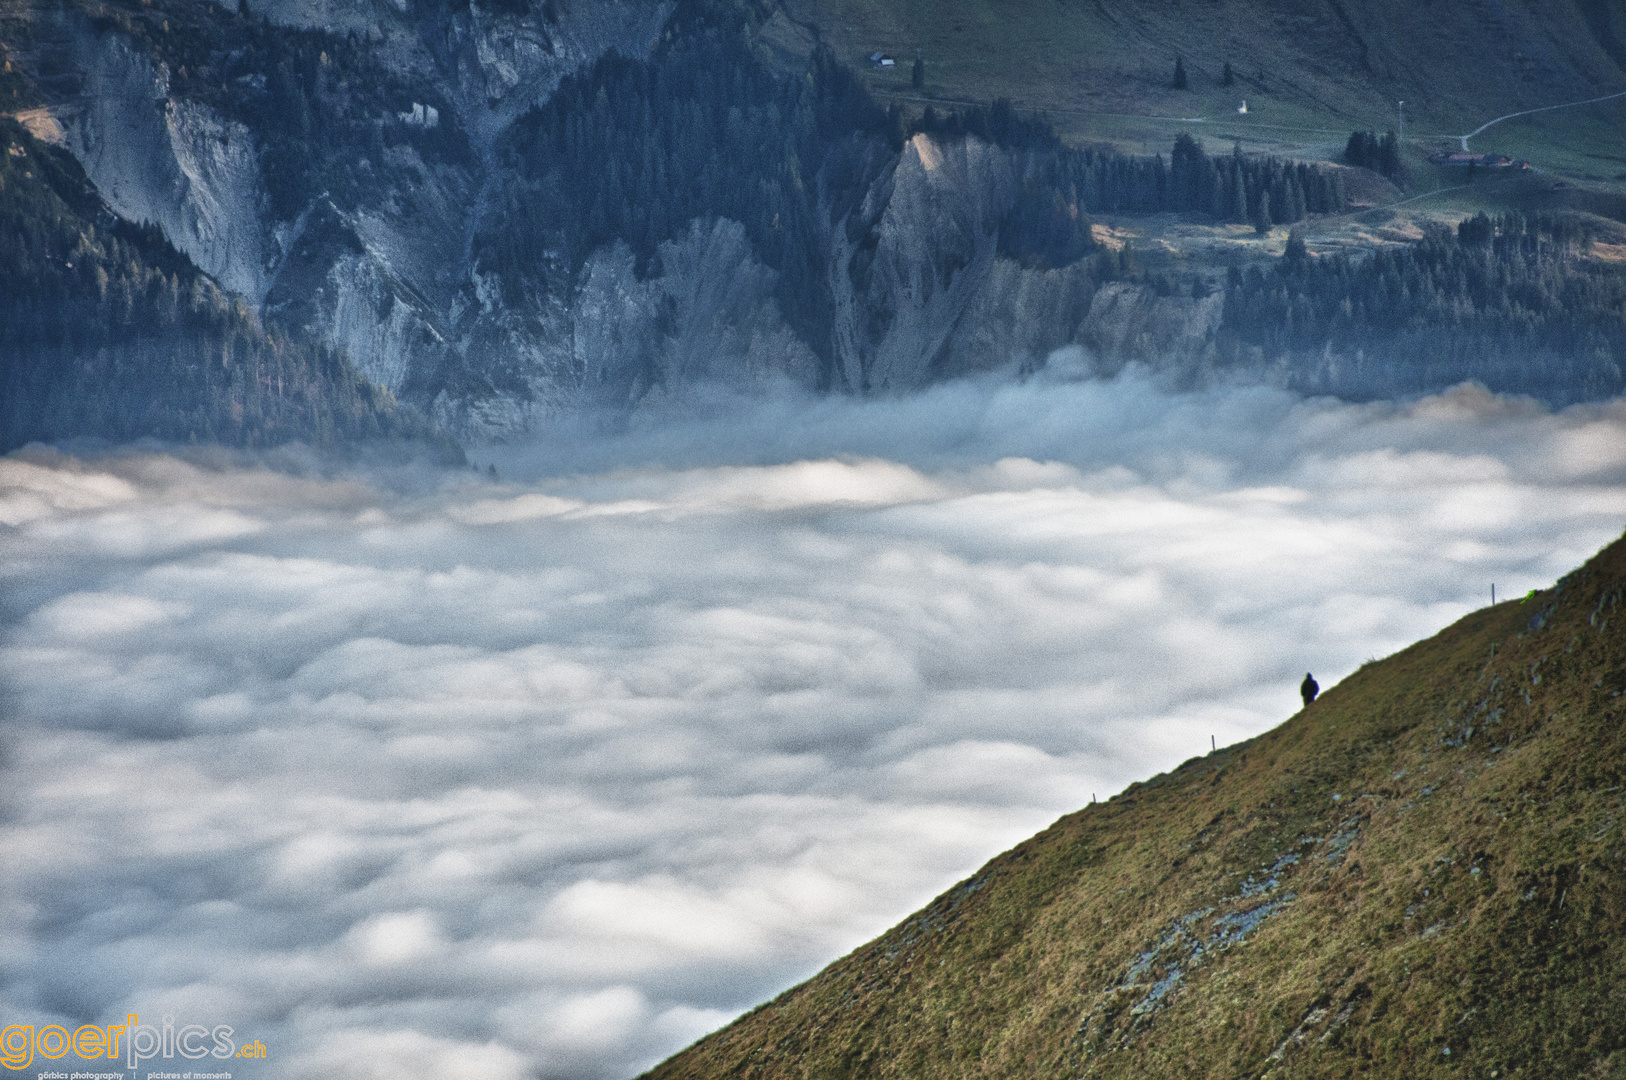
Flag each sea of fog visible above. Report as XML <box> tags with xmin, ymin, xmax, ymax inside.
<box><xmin>4</xmin><ymin>367</ymin><xmax>1626</xmax><ymax>1080</ymax></box>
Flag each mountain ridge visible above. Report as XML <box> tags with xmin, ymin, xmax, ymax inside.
<box><xmin>3</xmin><ymin>0</ymin><xmax>1626</xmax><ymax>451</ymax></box>
<box><xmin>641</xmin><ymin>530</ymin><xmax>1626</xmax><ymax>1080</ymax></box>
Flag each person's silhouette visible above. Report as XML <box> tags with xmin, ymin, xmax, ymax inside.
<box><xmin>1300</xmin><ymin>672</ymin><xmax>1319</xmax><ymax>707</ymax></box>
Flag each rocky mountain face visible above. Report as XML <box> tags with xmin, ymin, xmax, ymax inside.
<box><xmin>641</xmin><ymin>528</ymin><xmax>1626</xmax><ymax>1080</ymax></box>
<box><xmin>3</xmin><ymin>0</ymin><xmax>1623</xmax><ymax>448</ymax></box>
<box><xmin>0</xmin><ymin>115</ymin><xmax>444</xmax><ymax>454</ymax></box>
<box><xmin>5</xmin><ymin>0</ymin><xmax>1123</xmax><ymax>440</ymax></box>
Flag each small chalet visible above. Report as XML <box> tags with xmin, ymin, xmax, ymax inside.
<box><xmin>1427</xmin><ymin>151</ymin><xmax>1527</xmax><ymax>169</ymax></box>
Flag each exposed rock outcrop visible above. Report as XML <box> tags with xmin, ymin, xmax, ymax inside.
<box><xmin>8</xmin><ymin>3</ymin><xmax>1216</xmax><ymax>440</ymax></box>
<box><xmin>1081</xmin><ymin>282</ymin><xmax>1225</xmax><ymax>376</ymax></box>
<box><xmin>63</xmin><ymin>30</ymin><xmax>271</xmax><ymax>299</ymax></box>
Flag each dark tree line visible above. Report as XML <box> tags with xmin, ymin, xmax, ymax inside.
<box><xmin>908</xmin><ymin>107</ymin><xmax>1346</xmax><ymax>226</ymax></box>
<box><xmin>1219</xmin><ymin>211</ymin><xmax>1626</xmax><ymax>402</ymax></box>
<box><xmin>0</xmin><ymin>121</ymin><xmax>444</xmax><ymax>453</ymax></box>
<box><xmin>1343</xmin><ymin>130</ymin><xmax>1402</xmax><ymax>178</ymax></box>
<box><xmin>1010</xmin><ymin>132</ymin><xmax>1344</xmax><ymax>226</ymax></box>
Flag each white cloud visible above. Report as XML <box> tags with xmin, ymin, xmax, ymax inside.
<box><xmin>287</xmin><ymin>1029</ymin><xmax>531</xmax><ymax>1080</ymax></box>
<box><xmin>347</xmin><ymin>911</ymin><xmax>445</xmax><ymax>967</ymax></box>
<box><xmin>3</xmin><ymin>372</ymin><xmax>1624</xmax><ymax>1080</ymax></box>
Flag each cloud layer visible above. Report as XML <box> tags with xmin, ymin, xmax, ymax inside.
<box><xmin>4</xmin><ymin>370</ymin><xmax>1625</xmax><ymax>1080</ymax></box>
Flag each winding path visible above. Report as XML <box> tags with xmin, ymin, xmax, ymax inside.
<box><xmin>1452</xmin><ymin>88</ymin><xmax>1626</xmax><ymax>150</ymax></box>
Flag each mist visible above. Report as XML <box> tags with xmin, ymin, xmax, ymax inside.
<box><xmin>4</xmin><ymin>367</ymin><xmax>1625</xmax><ymax>1080</ymax></box>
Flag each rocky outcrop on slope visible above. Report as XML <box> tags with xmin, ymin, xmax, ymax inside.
<box><xmin>13</xmin><ymin>0</ymin><xmax>1615</xmax><ymax>445</ymax></box>
<box><xmin>58</xmin><ymin>28</ymin><xmax>271</xmax><ymax>299</ymax></box>
<box><xmin>824</xmin><ymin>133</ymin><xmax>1114</xmax><ymax>391</ymax></box>
<box><xmin>1082</xmin><ymin>282</ymin><xmax>1225</xmax><ymax>377</ymax></box>
<box><xmin>1</xmin><ymin>0</ymin><xmax>1300</xmax><ymax>439</ymax></box>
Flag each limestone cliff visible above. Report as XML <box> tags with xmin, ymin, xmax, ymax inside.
<box><xmin>0</xmin><ymin>0</ymin><xmax>1215</xmax><ymax>439</ymax></box>
<box><xmin>1081</xmin><ymin>282</ymin><xmax>1225</xmax><ymax>378</ymax></box>
<box><xmin>60</xmin><ymin>28</ymin><xmax>271</xmax><ymax>299</ymax></box>
<box><xmin>5</xmin><ymin>0</ymin><xmax>1622</xmax><ymax>449</ymax></box>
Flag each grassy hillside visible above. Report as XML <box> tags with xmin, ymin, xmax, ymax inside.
<box><xmin>644</xmin><ymin>529</ymin><xmax>1626</xmax><ymax>1080</ymax></box>
<box><xmin>782</xmin><ymin>0</ymin><xmax>1626</xmax><ymax>166</ymax></box>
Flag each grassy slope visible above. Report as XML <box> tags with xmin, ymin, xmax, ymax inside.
<box><xmin>780</xmin><ymin>0</ymin><xmax>1626</xmax><ymax>165</ymax></box>
<box><xmin>645</xmin><ymin>530</ymin><xmax>1626</xmax><ymax>1080</ymax></box>
<box><xmin>777</xmin><ymin>0</ymin><xmax>1626</xmax><ymax>270</ymax></box>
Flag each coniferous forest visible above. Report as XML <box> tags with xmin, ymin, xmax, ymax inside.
<box><xmin>1220</xmin><ymin>213</ymin><xmax>1626</xmax><ymax>401</ymax></box>
<box><xmin>1341</xmin><ymin>130</ymin><xmax>1402</xmax><ymax>179</ymax></box>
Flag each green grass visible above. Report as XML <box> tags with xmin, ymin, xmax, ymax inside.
<box><xmin>643</xmin><ymin>529</ymin><xmax>1626</xmax><ymax>1080</ymax></box>
<box><xmin>1456</xmin><ymin>99</ymin><xmax>1626</xmax><ymax>181</ymax></box>
<box><xmin>783</xmin><ymin>0</ymin><xmax>1626</xmax><ymax>193</ymax></box>
<box><xmin>791</xmin><ymin>0</ymin><xmax>1623</xmax><ymax>120</ymax></box>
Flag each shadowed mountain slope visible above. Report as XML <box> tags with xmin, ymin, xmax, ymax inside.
<box><xmin>644</xmin><ymin>530</ymin><xmax>1626</xmax><ymax>1080</ymax></box>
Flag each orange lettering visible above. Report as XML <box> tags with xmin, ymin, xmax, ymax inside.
<box><xmin>36</xmin><ymin>1025</ymin><xmax>69</xmax><ymax>1059</ymax></box>
<box><xmin>73</xmin><ymin>1026</ymin><xmax>107</xmax><ymax>1059</ymax></box>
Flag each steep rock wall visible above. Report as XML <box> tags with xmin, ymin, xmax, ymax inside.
<box><xmin>267</xmin><ymin>0</ymin><xmax>676</xmax><ymax>429</ymax></box>
<box><xmin>839</xmin><ymin>134</ymin><xmax>1014</xmax><ymax>390</ymax></box>
<box><xmin>828</xmin><ymin>134</ymin><xmax>1106</xmax><ymax>390</ymax></box>
<box><xmin>324</xmin><ymin>249</ymin><xmax>445</xmax><ymax>395</ymax></box>
<box><xmin>63</xmin><ymin>29</ymin><xmax>270</xmax><ymax>299</ymax></box>
<box><xmin>1080</xmin><ymin>282</ymin><xmax>1225</xmax><ymax>376</ymax></box>
<box><xmin>935</xmin><ymin>257</ymin><xmax>1099</xmax><ymax>378</ymax></box>
<box><xmin>433</xmin><ymin>217</ymin><xmax>820</xmax><ymax>439</ymax></box>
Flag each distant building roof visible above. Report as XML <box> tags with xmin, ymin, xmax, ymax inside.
<box><xmin>1428</xmin><ymin>151</ymin><xmax>1518</xmax><ymax>167</ymax></box>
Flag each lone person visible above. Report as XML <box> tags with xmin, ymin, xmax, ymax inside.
<box><xmin>1300</xmin><ymin>672</ymin><xmax>1319</xmax><ymax>707</ymax></box>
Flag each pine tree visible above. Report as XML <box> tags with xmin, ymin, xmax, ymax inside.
<box><xmin>912</xmin><ymin>56</ymin><xmax>924</xmax><ymax>91</ymax></box>
<box><xmin>1284</xmin><ymin>226</ymin><xmax>1307</xmax><ymax>261</ymax></box>
<box><xmin>1229</xmin><ymin>162</ymin><xmax>1247</xmax><ymax>222</ymax></box>
<box><xmin>1173</xmin><ymin>56</ymin><xmax>1188</xmax><ymax>90</ymax></box>
<box><xmin>1222</xmin><ymin>60</ymin><xmax>1234</xmax><ymax>87</ymax></box>
<box><xmin>1343</xmin><ymin>131</ymin><xmax>1369</xmax><ymax>168</ymax></box>
<box><xmin>1253</xmin><ymin>190</ymin><xmax>1273</xmax><ymax>235</ymax></box>
<box><xmin>1378</xmin><ymin>131</ymin><xmax>1400</xmax><ymax>179</ymax></box>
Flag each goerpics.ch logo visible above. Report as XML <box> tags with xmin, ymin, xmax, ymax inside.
<box><xmin>1</xmin><ymin>1015</ymin><xmax>265</xmax><ymax>1071</ymax></box>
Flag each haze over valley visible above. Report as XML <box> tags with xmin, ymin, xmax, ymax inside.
<box><xmin>3</xmin><ymin>1</ymin><xmax>1626</xmax><ymax>1078</ymax></box>
<box><xmin>8</xmin><ymin>376</ymin><xmax>1626</xmax><ymax>1078</ymax></box>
